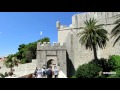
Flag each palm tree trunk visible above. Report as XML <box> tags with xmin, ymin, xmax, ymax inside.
<box><xmin>92</xmin><ymin>43</ymin><xmax>98</xmax><ymax>62</ymax></box>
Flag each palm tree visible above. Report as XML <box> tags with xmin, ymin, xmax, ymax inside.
<box><xmin>111</xmin><ymin>17</ymin><xmax>120</xmax><ymax>46</ymax></box>
<box><xmin>78</xmin><ymin>18</ymin><xmax>109</xmax><ymax>62</ymax></box>
<box><xmin>4</xmin><ymin>55</ymin><xmax>18</xmax><ymax>75</ymax></box>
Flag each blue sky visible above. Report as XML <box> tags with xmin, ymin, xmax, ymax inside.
<box><xmin>0</xmin><ymin>12</ymin><xmax>81</xmax><ymax>57</ymax></box>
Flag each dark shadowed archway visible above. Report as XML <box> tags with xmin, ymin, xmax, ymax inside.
<box><xmin>47</xmin><ymin>59</ymin><xmax>54</xmax><ymax>68</ymax></box>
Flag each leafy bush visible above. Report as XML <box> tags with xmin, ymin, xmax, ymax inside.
<box><xmin>108</xmin><ymin>55</ymin><xmax>120</xmax><ymax>70</ymax></box>
<box><xmin>21</xmin><ymin>58</ymin><xmax>32</xmax><ymax>64</ymax></box>
<box><xmin>95</xmin><ymin>75</ymin><xmax>107</xmax><ymax>78</ymax></box>
<box><xmin>71</xmin><ymin>76</ymin><xmax>77</xmax><ymax>78</ymax></box>
<box><xmin>0</xmin><ymin>73</ymin><xmax>5</xmax><ymax>78</ymax></box>
<box><xmin>107</xmin><ymin>69</ymin><xmax>120</xmax><ymax>78</ymax></box>
<box><xmin>20</xmin><ymin>58</ymin><xmax>27</xmax><ymax>64</ymax></box>
<box><xmin>75</xmin><ymin>63</ymin><xmax>102</xmax><ymax>78</ymax></box>
<box><xmin>4</xmin><ymin>72</ymin><xmax>8</xmax><ymax>77</ymax></box>
<box><xmin>89</xmin><ymin>58</ymin><xmax>109</xmax><ymax>72</ymax></box>
<box><xmin>0</xmin><ymin>72</ymin><xmax>9</xmax><ymax>78</ymax></box>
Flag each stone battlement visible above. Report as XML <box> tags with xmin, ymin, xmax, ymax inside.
<box><xmin>56</xmin><ymin>21</ymin><xmax>71</xmax><ymax>30</ymax></box>
<box><xmin>57</xmin><ymin>12</ymin><xmax>120</xmax><ymax>31</ymax></box>
<box><xmin>37</xmin><ymin>42</ymin><xmax>66</xmax><ymax>50</ymax></box>
<box><xmin>37</xmin><ymin>42</ymin><xmax>62</xmax><ymax>46</ymax></box>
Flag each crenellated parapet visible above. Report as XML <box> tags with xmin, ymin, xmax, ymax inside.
<box><xmin>56</xmin><ymin>21</ymin><xmax>73</xmax><ymax>31</ymax></box>
<box><xmin>37</xmin><ymin>42</ymin><xmax>66</xmax><ymax>50</ymax></box>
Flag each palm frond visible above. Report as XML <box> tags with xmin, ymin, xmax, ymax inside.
<box><xmin>114</xmin><ymin>18</ymin><xmax>120</xmax><ymax>24</ymax></box>
<box><xmin>4</xmin><ymin>56</ymin><xmax>19</xmax><ymax>68</ymax></box>
<box><xmin>113</xmin><ymin>35</ymin><xmax>120</xmax><ymax>46</ymax></box>
<box><xmin>111</xmin><ymin>24</ymin><xmax>120</xmax><ymax>38</ymax></box>
<box><xmin>78</xmin><ymin>17</ymin><xmax>108</xmax><ymax>51</ymax></box>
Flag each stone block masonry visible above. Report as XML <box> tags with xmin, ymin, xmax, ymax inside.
<box><xmin>57</xmin><ymin>12</ymin><xmax>120</xmax><ymax>76</ymax></box>
<box><xmin>36</xmin><ymin>42</ymin><xmax>67</xmax><ymax>76</ymax></box>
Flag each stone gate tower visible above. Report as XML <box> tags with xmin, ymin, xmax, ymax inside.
<box><xmin>36</xmin><ymin>42</ymin><xmax>67</xmax><ymax>76</ymax></box>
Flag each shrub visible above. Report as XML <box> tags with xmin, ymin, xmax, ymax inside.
<box><xmin>71</xmin><ymin>76</ymin><xmax>77</xmax><ymax>78</ymax></box>
<box><xmin>95</xmin><ymin>75</ymin><xmax>106</xmax><ymax>78</ymax></box>
<box><xmin>108</xmin><ymin>55</ymin><xmax>120</xmax><ymax>70</ymax></box>
<box><xmin>89</xmin><ymin>58</ymin><xmax>109</xmax><ymax>72</ymax></box>
<box><xmin>0</xmin><ymin>72</ymin><xmax>11</xmax><ymax>78</ymax></box>
<box><xmin>4</xmin><ymin>72</ymin><xmax>8</xmax><ymax>77</ymax></box>
<box><xmin>20</xmin><ymin>58</ymin><xmax>27</xmax><ymax>64</ymax></box>
<box><xmin>107</xmin><ymin>69</ymin><xmax>120</xmax><ymax>78</ymax></box>
<box><xmin>75</xmin><ymin>63</ymin><xmax>102</xmax><ymax>78</ymax></box>
<box><xmin>0</xmin><ymin>73</ymin><xmax>5</xmax><ymax>78</ymax></box>
<box><xmin>21</xmin><ymin>58</ymin><xmax>32</xmax><ymax>64</ymax></box>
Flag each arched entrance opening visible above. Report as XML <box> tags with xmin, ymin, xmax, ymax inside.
<box><xmin>47</xmin><ymin>59</ymin><xmax>53</xmax><ymax>68</ymax></box>
<box><xmin>47</xmin><ymin>59</ymin><xmax>57</xmax><ymax>70</ymax></box>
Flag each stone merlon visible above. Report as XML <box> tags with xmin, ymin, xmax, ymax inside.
<box><xmin>37</xmin><ymin>42</ymin><xmax>66</xmax><ymax>50</ymax></box>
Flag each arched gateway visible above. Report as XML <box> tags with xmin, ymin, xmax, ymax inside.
<box><xmin>36</xmin><ymin>42</ymin><xmax>67</xmax><ymax>76</ymax></box>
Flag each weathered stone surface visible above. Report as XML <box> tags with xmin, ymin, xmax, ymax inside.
<box><xmin>1</xmin><ymin>12</ymin><xmax>120</xmax><ymax>78</ymax></box>
<box><xmin>36</xmin><ymin>42</ymin><xmax>67</xmax><ymax>76</ymax></box>
<box><xmin>0</xmin><ymin>59</ymin><xmax>37</xmax><ymax>77</ymax></box>
<box><xmin>47</xmin><ymin>51</ymin><xmax>57</xmax><ymax>55</ymax></box>
<box><xmin>57</xmin><ymin>12</ymin><xmax>120</xmax><ymax>75</ymax></box>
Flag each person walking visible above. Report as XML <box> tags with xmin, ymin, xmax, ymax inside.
<box><xmin>46</xmin><ymin>66</ymin><xmax>53</xmax><ymax>78</ymax></box>
<box><xmin>42</xmin><ymin>67</ymin><xmax>46</xmax><ymax>78</ymax></box>
<box><xmin>36</xmin><ymin>68</ymin><xmax>42</xmax><ymax>78</ymax></box>
<box><xmin>54</xmin><ymin>66</ymin><xmax>59</xmax><ymax>78</ymax></box>
<box><xmin>33</xmin><ymin>67</ymin><xmax>38</xmax><ymax>78</ymax></box>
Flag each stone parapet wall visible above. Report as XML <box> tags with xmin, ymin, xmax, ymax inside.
<box><xmin>37</xmin><ymin>42</ymin><xmax>66</xmax><ymax>50</ymax></box>
<box><xmin>0</xmin><ymin>59</ymin><xmax>37</xmax><ymax>77</ymax></box>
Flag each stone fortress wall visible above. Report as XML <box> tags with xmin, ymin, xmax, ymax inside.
<box><xmin>1</xmin><ymin>12</ymin><xmax>120</xmax><ymax>77</ymax></box>
<box><xmin>57</xmin><ymin>12</ymin><xmax>120</xmax><ymax>70</ymax></box>
<box><xmin>0</xmin><ymin>59</ymin><xmax>37</xmax><ymax>77</ymax></box>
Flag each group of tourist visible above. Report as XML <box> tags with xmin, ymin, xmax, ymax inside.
<box><xmin>33</xmin><ymin>65</ymin><xmax>59</xmax><ymax>78</ymax></box>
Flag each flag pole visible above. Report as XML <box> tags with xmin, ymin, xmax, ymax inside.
<box><xmin>40</xmin><ymin>31</ymin><xmax>42</xmax><ymax>41</ymax></box>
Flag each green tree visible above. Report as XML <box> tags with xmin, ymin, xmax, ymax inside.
<box><xmin>26</xmin><ymin>42</ymin><xmax>37</xmax><ymax>59</ymax></box>
<box><xmin>18</xmin><ymin>44</ymin><xmax>26</xmax><ymax>51</ymax></box>
<box><xmin>4</xmin><ymin>55</ymin><xmax>18</xmax><ymax>74</ymax></box>
<box><xmin>37</xmin><ymin>37</ymin><xmax>50</xmax><ymax>43</ymax></box>
<box><xmin>111</xmin><ymin>17</ymin><xmax>120</xmax><ymax>46</ymax></box>
<box><xmin>16</xmin><ymin>44</ymin><xmax>26</xmax><ymax>60</ymax></box>
<box><xmin>15</xmin><ymin>52</ymin><xmax>22</xmax><ymax>60</ymax></box>
<box><xmin>24</xmin><ymin>51</ymin><xmax>33</xmax><ymax>63</ymax></box>
<box><xmin>15</xmin><ymin>37</ymin><xmax>50</xmax><ymax>64</ymax></box>
<box><xmin>78</xmin><ymin>18</ymin><xmax>109</xmax><ymax>61</ymax></box>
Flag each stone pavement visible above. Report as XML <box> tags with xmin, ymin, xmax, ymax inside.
<box><xmin>58</xmin><ymin>70</ymin><xmax>67</xmax><ymax>78</ymax></box>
